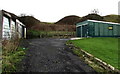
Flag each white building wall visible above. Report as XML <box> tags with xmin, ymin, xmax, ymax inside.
<box><xmin>0</xmin><ymin>10</ymin><xmax>3</xmax><ymax>39</ymax></box>
<box><xmin>0</xmin><ymin>10</ymin><xmax>26</xmax><ymax>39</ymax></box>
<box><xmin>11</xmin><ymin>20</ymin><xmax>16</xmax><ymax>37</ymax></box>
<box><xmin>2</xmin><ymin>16</ymin><xmax>11</xmax><ymax>39</ymax></box>
<box><xmin>24</xmin><ymin>28</ymin><xmax>27</xmax><ymax>38</ymax></box>
<box><xmin>16</xmin><ymin>19</ymin><xmax>26</xmax><ymax>38</ymax></box>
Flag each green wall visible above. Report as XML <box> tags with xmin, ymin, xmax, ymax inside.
<box><xmin>76</xmin><ymin>20</ymin><xmax>120</xmax><ymax>37</ymax></box>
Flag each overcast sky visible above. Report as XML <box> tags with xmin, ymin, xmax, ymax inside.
<box><xmin>0</xmin><ymin>0</ymin><xmax>120</xmax><ymax>22</ymax></box>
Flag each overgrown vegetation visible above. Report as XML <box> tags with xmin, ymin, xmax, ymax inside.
<box><xmin>2</xmin><ymin>38</ymin><xmax>19</xmax><ymax>55</ymax></box>
<box><xmin>67</xmin><ymin>38</ymin><xmax>119</xmax><ymax>70</ymax></box>
<box><xmin>27</xmin><ymin>30</ymin><xmax>76</xmax><ymax>38</ymax></box>
<box><xmin>31</xmin><ymin>24</ymin><xmax>76</xmax><ymax>31</ymax></box>
<box><xmin>2</xmin><ymin>36</ymin><xmax>27</xmax><ymax>73</ymax></box>
<box><xmin>2</xmin><ymin>46</ymin><xmax>26</xmax><ymax>73</ymax></box>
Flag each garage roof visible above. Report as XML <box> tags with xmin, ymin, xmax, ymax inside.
<box><xmin>87</xmin><ymin>20</ymin><xmax>120</xmax><ymax>25</ymax></box>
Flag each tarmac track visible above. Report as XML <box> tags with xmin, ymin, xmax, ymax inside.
<box><xmin>19</xmin><ymin>38</ymin><xmax>97</xmax><ymax>73</ymax></box>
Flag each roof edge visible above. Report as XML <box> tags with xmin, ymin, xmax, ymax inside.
<box><xmin>87</xmin><ymin>20</ymin><xmax>120</xmax><ymax>25</ymax></box>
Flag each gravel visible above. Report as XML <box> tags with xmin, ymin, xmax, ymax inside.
<box><xmin>19</xmin><ymin>38</ymin><xmax>97</xmax><ymax>73</ymax></box>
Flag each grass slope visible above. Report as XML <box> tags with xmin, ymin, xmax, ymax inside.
<box><xmin>69</xmin><ymin>37</ymin><xmax>119</xmax><ymax>69</ymax></box>
<box><xmin>103</xmin><ymin>14</ymin><xmax>120</xmax><ymax>23</ymax></box>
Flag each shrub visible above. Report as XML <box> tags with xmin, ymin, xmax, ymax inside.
<box><xmin>2</xmin><ymin>33</ymin><xmax>26</xmax><ymax>73</ymax></box>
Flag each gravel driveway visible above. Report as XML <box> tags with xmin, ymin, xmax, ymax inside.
<box><xmin>19</xmin><ymin>38</ymin><xmax>97</xmax><ymax>73</ymax></box>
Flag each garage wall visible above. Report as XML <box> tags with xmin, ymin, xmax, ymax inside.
<box><xmin>88</xmin><ymin>21</ymin><xmax>95</xmax><ymax>37</ymax></box>
<box><xmin>89</xmin><ymin>21</ymin><xmax>120</xmax><ymax>37</ymax></box>
<box><xmin>11</xmin><ymin>20</ymin><xmax>16</xmax><ymax>37</ymax></box>
<box><xmin>0</xmin><ymin>10</ymin><xmax>26</xmax><ymax>39</ymax></box>
<box><xmin>0</xmin><ymin>11</ymin><xmax>2</xmax><ymax>39</ymax></box>
<box><xmin>76</xmin><ymin>20</ymin><xmax>120</xmax><ymax>37</ymax></box>
<box><xmin>2</xmin><ymin>16</ymin><xmax>11</xmax><ymax>39</ymax></box>
<box><xmin>117</xmin><ymin>25</ymin><xmax>120</xmax><ymax>36</ymax></box>
<box><xmin>16</xmin><ymin>20</ymin><xmax>26</xmax><ymax>38</ymax></box>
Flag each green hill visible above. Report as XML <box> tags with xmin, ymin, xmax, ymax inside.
<box><xmin>103</xmin><ymin>14</ymin><xmax>120</xmax><ymax>23</ymax></box>
<box><xmin>55</xmin><ymin>15</ymin><xmax>81</xmax><ymax>25</ymax></box>
<box><xmin>77</xmin><ymin>14</ymin><xmax>104</xmax><ymax>23</ymax></box>
<box><xmin>18</xmin><ymin>16</ymin><xmax>41</xmax><ymax>29</ymax></box>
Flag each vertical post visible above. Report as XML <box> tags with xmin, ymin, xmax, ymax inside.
<box><xmin>118</xmin><ymin>1</ymin><xmax>120</xmax><ymax>70</ymax></box>
<box><xmin>65</xmin><ymin>24</ymin><xmax>68</xmax><ymax>38</ymax></box>
<box><xmin>0</xmin><ymin>11</ymin><xmax>2</xmax><ymax>73</ymax></box>
<box><xmin>81</xmin><ymin>25</ymin><xmax>82</xmax><ymax>38</ymax></box>
<box><xmin>87</xmin><ymin>25</ymin><xmax>88</xmax><ymax>38</ymax></box>
<box><xmin>24</xmin><ymin>27</ymin><xmax>26</xmax><ymax>38</ymax></box>
<box><xmin>9</xmin><ymin>18</ymin><xmax>12</xmax><ymax>39</ymax></box>
<box><xmin>0</xmin><ymin>10</ymin><xmax>2</xmax><ymax>39</ymax></box>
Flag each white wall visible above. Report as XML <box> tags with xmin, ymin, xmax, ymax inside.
<box><xmin>11</xmin><ymin>20</ymin><xmax>16</xmax><ymax>37</ymax></box>
<box><xmin>2</xmin><ymin>16</ymin><xmax>11</xmax><ymax>39</ymax></box>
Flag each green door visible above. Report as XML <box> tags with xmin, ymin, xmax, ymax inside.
<box><xmin>82</xmin><ymin>25</ymin><xmax>88</xmax><ymax>37</ymax></box>
<box><xmin>76</xmin><ymin>26</ymin><xmax>81</xmax><ymax>37</ymax></box>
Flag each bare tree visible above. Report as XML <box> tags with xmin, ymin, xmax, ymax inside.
<box><xmin>19</xmin><ymin>13</ymin><xmax>26</xmax><ymax>17</ymax></box>
<box><xmin>91</xmin><ymin>9</ymin><xmax>99</xmax><ymax>14</ymax></box>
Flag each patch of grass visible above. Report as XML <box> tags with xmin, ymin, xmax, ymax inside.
<box><xmin>70</xmin><ymin>47</ymin><xmax>106</xmax><ymax>72</ymax></box>
<box><xmin>1</xmin><ymin>34</ymin><xmax>27</xmax><ymax>73</ymax></box>
<box><xmin>68</xmin><ymin>37</ymin><xmax>119</xmax><ymax>70</ymax></box>
<box><xmin>2</xmin><ymin>46</ymin><xmax>27</xmax><ymax>72</ymax></box>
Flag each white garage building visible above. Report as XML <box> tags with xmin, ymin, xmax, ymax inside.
<box><xmin>0</xmin><ymin>10</ymin><xmax>26</xmax><ymax>40</ymax></box>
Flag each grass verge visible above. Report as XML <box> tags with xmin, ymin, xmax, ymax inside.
<box><xmin>67</xmin><ymin>37</ymin><xmax>119</xmax><ymax>71</ymax></box>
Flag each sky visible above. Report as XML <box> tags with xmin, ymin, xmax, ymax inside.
<box><xmin>0</xmin><ymin>0</ymin><xmax>120</xmax><ymax>22</ymax></box>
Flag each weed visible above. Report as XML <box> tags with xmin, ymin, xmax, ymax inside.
<box><xmin>2</xmin><ymin>34</ymin><xmax>26</xmax><ymax>73</ymax></box>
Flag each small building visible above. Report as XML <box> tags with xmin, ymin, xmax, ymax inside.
<box><xmin>16</xmin><ymin>19</ymin><xmax>26</xmax><ymax>38</ymax></box>
<box><xmin>0</xmin><ymin>10</ymin><xmax>26</xmax><ymax>40</ymax></box>
<box><xmin>76</xmin><ymin>20</ymin><xmax>120</xmax><ymax>37</ymax></box>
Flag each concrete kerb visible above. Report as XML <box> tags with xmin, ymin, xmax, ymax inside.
<box><xmin>83</xmin><ymin>50</ymin><xmax>114</xmax><ymax>70</ymax></box>
<box><xmin>70</xmin><ymin>37</ymin><xmax>83</xmax><ymax>40</ymax></box>
<box><xmin>66</xmin><ymin>43</ymin><xmax>120</xmax><ymax>73</ymax></box>
<box><xmin>81</xmin><ymin>48</ymin><xmax>120</xmax><ymax>72</ymax></box>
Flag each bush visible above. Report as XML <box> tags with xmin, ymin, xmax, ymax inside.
<box><xmin>2</xmin><ymin>35</ymin><xmax>19</xmax><ymax>54</ymax></box>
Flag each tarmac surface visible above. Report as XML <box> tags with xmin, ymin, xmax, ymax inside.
<box><xmin>19</xmin><ymin>38</ymin><xmax>97</xmax><ymax>73</ymax></box>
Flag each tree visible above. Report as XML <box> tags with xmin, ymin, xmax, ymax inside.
<box><xmin>77</xmin><ymin>13</ymin><xmax>103</xmax><ymax>23</ymax></box>
<box><xmin>91</xmin><ymin>9</ymin><xmax>99</xmax><ymax>14</ymax></box>
<box><xmin>19</xmin><ymin>13</ymin><xmax>26</xmax><ymax>17</ymax></box>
